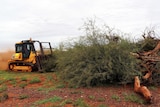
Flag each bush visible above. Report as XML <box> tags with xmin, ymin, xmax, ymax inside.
<box><xmin>53</xmin><ymin>20</ymin><xmax>140</xmax><ymax>87</ymax></box>
<box><xmin>56</xmin><ymin>37</ymin><xmax>140</xmax><ymax>87</ymax></box>
<box><xmin>42</xmin><ymin>55</ymin><xmax>57</xmax><ymax>72</ymax></box>
<box><xmin>44</xmin><ymin>19</ymin><xmax>142</xmax><ymax>87</ymax></box>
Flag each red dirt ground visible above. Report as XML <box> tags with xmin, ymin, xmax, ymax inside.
<box><xmin>0</xmin><ymin>82</ymin><xmax>160</xmax><ymax>107</ymax></box>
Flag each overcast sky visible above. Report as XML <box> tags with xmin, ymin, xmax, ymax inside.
<box><xmin>0</xmin><ymin>0</ymin><xmax>160</xmax><ymax>51</ymax></box>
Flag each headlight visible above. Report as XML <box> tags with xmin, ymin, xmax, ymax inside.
<box><xmin>11</xmin><ymin>54</ymin><xmax>15</xmax><ymax>60</ymax></box>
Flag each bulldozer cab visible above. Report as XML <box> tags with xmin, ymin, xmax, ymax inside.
<box><xmin>16</xmin><ymin>42</ymin><xmax>34</xmax><ymax>59</ymax></box>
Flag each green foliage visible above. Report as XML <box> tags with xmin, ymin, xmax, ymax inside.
<box><xmin>136</xmin><ymin>36</ymin><xmax>158</xmax><ymax>52</ymax></box>
<box><xmin>136</xmin><ymin>27</ymin><xmax>158</xmax><ymax>52</ymax></box>
<box><xmin>56</xmin><ymin>35</ymin><xmax>139</xmax><ymax>87</ymax></box>
<box><xmin>0</xmin><ymin>93</ymin><xmax>8</xmax><ymax>102</ymax></box>
<box><xmin>41</xmin><ymin>20</ymin><xmax>155</xmax><ymax>87</ymax></box>
<box><xmin>29</xmin><ymin>77</ymin><xmax>41</xmax><ymax>84</ymax></box>
<box><xmin>0</xmin><ymin>85</ymin><xmax>8</xmax><ymax>102</ymax></box>
<box><xmin>18</xmin><ymin>94</ymin><xmax>29</xmax><ymax>100</ymax></box>
<box><xmin>0</xmin><ymin>85</ymin><xmax>7</xmax><ymax>93</ymax></box>
<box><xmin>60</xmin><ymin>99</ymin><xmax>73</xmax><ymax>106</ymax></box>
<box><xmin>149</xmin><ymin>86</ymin><xmax>158</xmax><ymax>91</ymax></box>
<box><xmin>123</xmin><ymin>92</ymin><xmax>145</xmax><ymax>104</ymax></box>
<box><xmin>99</xmin><ymin>104</ymin><xmax>109</xmax><ymax>107</ymax></box>
<box><xmin>152</xmin><ymin>71</ymin><xmax>160</xmax><ymax>85</ymax></box>
<box><xmin>88</xmin><ymin>95</ymin><xmax>95</xmax><ymax>100</ymax></box>
<box><xmin>42</xmin><ymin>55</ymin><xmax>57</xmax><ymax>72</ymax></box>
<box><xmin>19</xmin><ymin>83</ymin><xmax>27</xmax><ymax>89</ymax></box>
<box><xmin>97</xmin><ymin>97</ymin><xmax>106</xmax><ymax>102</ymax></box>
<box><xmin>44</xmin><ymin>19</ymin><xmax>141</xmax><ymax>87</ymax></box>
<box><xmin>37</xmin><ymin>87</ymin><xmax>56</xmax><ymax>94</ymax></box>
<box><xmin>34</xmin><ymin>96</ymin><xmax>62</xmax><ymax>105</ymax></box>
<box><xmin>21</xmin><ymin>77</ymin><xmax>27</xmax><ymax>81</ymax></box>
<box><xmin>6</xmin><ymin>77</ymin><xmax>15</xmax><ymax>81</ymax></box>
<box><xmin>56</xmin><ymin>84</ymin><xmax>65</xmax><ymax>88</ymax></box>
<box><xmin>52</xmin><ymin>98</ymin><xmax>89</xmax><ymax>107</ymax></box>
<box><xmin>10</xmin><ymin>79</ymin><xmax>17</xmax><ymax>85</ymax></box>
<box><xmin>46</xmin><ymin>75</ymin><xmax>53</xmax><ymax>82</ymax></box>
<box><xmin>0</xmin><ymin>71</ymin><xmax>20</xmax><ymax>80</ymax></box>
<box><xmin>73</xmin><ymin>98</ymin><xmax>89</xmax><ymax>107</ymax></box>
<box><xmin>111</xmin><ymin>94</ymin><xmax>120</xmax><ymax>101</ymax></box>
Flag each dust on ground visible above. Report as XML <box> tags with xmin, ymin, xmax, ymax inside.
<box><xmin>0</xmin><ymin>51</ymin><xmax>14</xmax><ymax>70</ymax></box>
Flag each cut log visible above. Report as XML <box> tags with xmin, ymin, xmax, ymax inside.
<box><xmin>138</xmin><ymin>86</ymin><xmax>152</xmax><ymax>102</ymax></box>
<box><xmin>134</xmin><ymin>76</ymin><xmax>152</xmax><ymax>103</ymax></box>
<box><xmin>134</xmin><ymin>76</ymin><xmax>140</xmax><ymax>92</ymax></box>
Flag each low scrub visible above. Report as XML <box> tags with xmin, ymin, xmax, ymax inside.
<box><xmin>19</xmin><ymin>83</ymin><xmax>27</xmax><ymax>89</ymax></box>
<box><xmin>34</xmin><ymin>96</ymin><xmax>62</xmax><ymax>105</ymax></box>
<box><xmin>29</xmin><ymin>77</ymin><xmax>41</xmax><ymax>84</ymax></box>
<box><xmin>18</xmin><ymin>94</ymin><xmax>29</xmax><ymax>100</ymax></box>
<box><xmin>123</xmin><ymin>92</ymin><xmax>145</xmax><ymax>104</ymax></box>
<box><xmin>111</xmin><ymin>94</ymin><xmax>120</xmax><ymax>101</ymax></box>
<box><xmin>73</xmin><ymin>98</ymin><xmax>89</xmax><ymax>107</ymax></box>
<box><xmin>0</xmin><ymin>93</ymin><xmax>8</xmax><ymax>102</ymax></box>
<box><xmin>0</xmin><ymin>85</ymin><xmax>7</xmax><ymax>93</ymax></box>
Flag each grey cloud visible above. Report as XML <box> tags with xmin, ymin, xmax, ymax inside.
<box><xmin>1</xmin><ymin>0</ymin><xmax>160</xmax><ymax>51</ymax></box>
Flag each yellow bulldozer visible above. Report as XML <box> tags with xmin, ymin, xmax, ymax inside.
<box><xmin>8</xmin><ymin>39</ymin><xmax>53</xmax><ymax>72</ymax></box>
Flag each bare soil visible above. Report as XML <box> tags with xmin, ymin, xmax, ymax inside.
<box><xmin>0</xmin><ymin>81</ymin><xmax>160</xmax><ymax>107</ymax></box>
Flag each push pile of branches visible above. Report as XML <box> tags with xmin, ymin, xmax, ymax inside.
<box><xmin>131</xmin><ymin>40</ymin><xmax>160</xmax><ymax>83</ymax></box>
